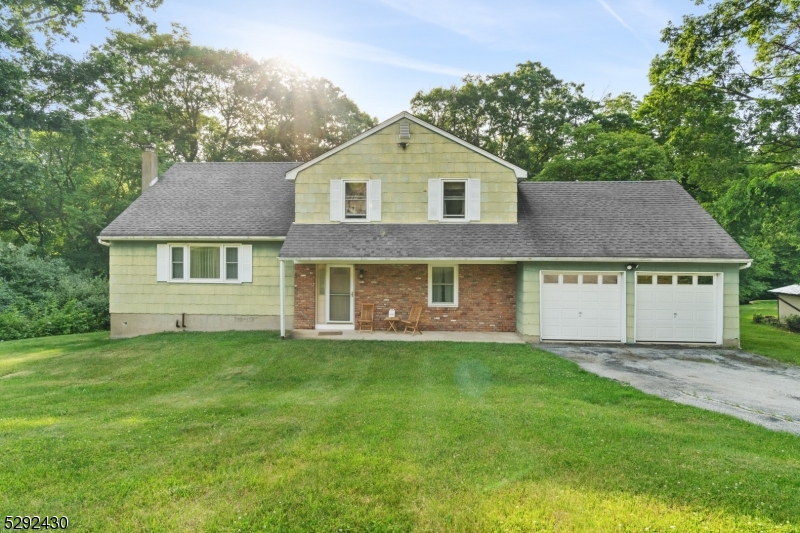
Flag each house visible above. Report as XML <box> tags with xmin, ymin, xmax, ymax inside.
<box><xmin>768</xmin><ymin>285</ymin><xmax>800</xmax><ymax>320</ymax></box>
<box><xmin>99</xmin><ymin>112</ymin><xmax>751</xmax><ymax>346</ymax></box>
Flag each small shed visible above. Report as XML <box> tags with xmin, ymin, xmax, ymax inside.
<box><xmin>768</xmin><ymin>284</ymin><xmax>800</xmax><ymax>320</ymax></box>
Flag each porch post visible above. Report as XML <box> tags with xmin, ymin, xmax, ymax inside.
<box><xmin>279</xmin><ymin>259</ymin><xmax>286</xmax><ymax>339</ymax></box>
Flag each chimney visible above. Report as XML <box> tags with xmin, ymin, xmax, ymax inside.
<box><xmin>142</xmin><ymin>145</ymin><xmax>158</xmax><ymax>193</ymax></box>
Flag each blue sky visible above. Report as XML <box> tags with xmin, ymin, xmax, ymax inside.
<box><xmin>59</xmin><ymin>0</ymin><xmax>706</xmax><ymax>120</ymax></box>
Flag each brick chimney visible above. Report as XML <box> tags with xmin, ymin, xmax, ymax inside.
<box><xmin>142</xmin><ymin>145</ymin><xmax>158</xmax><ymax>193</ymax></box>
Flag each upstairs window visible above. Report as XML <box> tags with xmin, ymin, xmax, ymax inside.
<box><xmin>344</xmin><ymin>181</ymin><xmax>367</xmax><ymax>219</ymax></box>
<box><xmin>442</xmin><ymin>181</ymin><xmax>466</xmax><ymax>218</ymax></box>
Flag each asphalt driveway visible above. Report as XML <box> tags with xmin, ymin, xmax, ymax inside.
<box><xmin>541</xmin><ymin>344</ymin><xmax>800</xmax><ymax>435</ymax></box>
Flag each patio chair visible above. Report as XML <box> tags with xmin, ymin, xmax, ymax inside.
<box><xmin>358</xmin><ymin>303</ymin><xmax>375</xmax><ymax>332</ymax></box>
<box><xmin>401</xmin><ymin>304</ymin><xmax>423</xmax><ymax>336</ymax></box>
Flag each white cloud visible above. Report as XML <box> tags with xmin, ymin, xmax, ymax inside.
<box><xmin>377</xmin><ymin>0</ymin><xmax>559</xmax><ymax>45</ymax></box>
<box><xmin>595</xmin><ymin>0</ymin><xmax>656</xmax><ymax>53</ymax></box>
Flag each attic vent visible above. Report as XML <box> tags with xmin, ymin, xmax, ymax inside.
<box><xmin>398</xmin><ymin>123</ymin><xmax>411</xmax><ymax>140</ymax></box>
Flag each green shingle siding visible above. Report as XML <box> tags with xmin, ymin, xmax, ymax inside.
<box><xmin>294</xmin><ymin>121</ymin><xmax>518</xmax><ymax>224</ymax></box>
<box><xmin>109</xmin><ymin>241</ymin><xmax>293</xmax><ymax>316</ymax></box>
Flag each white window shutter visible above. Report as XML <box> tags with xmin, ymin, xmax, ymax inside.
<box><xmin>368</xmin><ymin>179</ymin><xmax>382</xmax><ymax>221</ymax></box>
<box><xmin>239</xmin><ymin>245</ymin><xmax>253</xmax><ymax>283</ymax></box>
<box><xmin>156</xmin><ymin>244</ymin><xmax>169</xmax><ymax>281</ymax></box>
<box><xmin>468</xmin><ymin>178</ymin><xmax>481</xmax><ymax>221</ymax></box>
<box><xmin>330</xmin><ymin>179</ymin><xmax>343</xmax><ymax>222</ymax></box>
<box><xmin>428</xmin><ymin>179</ymin><xmax>441</xmax><ymax>220</ymax></box>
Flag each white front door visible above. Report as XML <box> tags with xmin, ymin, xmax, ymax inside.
<box><xmin>327</xmin><ymin>266</ymin><xmax>353</xmax><ymax>323</ymax></box>
<box><xmin>636</xmin><ymin>274</ymin><xmax>717</xmax><ymax>343</ymax></box>
<box><xmin>541</xmin><ymin>272</ymin><xmax>625</xmax><ymax>342</ymax></box>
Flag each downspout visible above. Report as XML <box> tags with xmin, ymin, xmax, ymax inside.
<box><xmin>279</xmin><ymin>259</ymin><xmax>286</xmax><ymax>339</ymax></box>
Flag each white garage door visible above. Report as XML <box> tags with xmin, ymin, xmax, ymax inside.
<box><xmin>541</xmin><ymin>272</ymin><xmax>625</xmax><ymax>342</ymax></box>
<box><xmin>636</xmin><ymin>274</ymin><xmax>718</xmax><ymax>343</ymax></box>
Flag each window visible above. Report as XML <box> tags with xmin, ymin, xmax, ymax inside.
<box><xmin>344</xmin><ymin>181</ymin><xmax>367</xmax><ymax>219</ymax></box>
<box><xmin>190</xmin><ymin>246</ymin><xmax>220</xmax><ymax>279</ymax></box>
<box><xmin>159</xmin><ymin>244</ymin><xmax>250</xmax><ymax>283</ymax></box>
<box><xmin>563</xmin><ymin>275</ymin><xmax>578</xmax><ymax>284</ymax></box>
<box><xmin>171</xmin><ymin>246</ymin><xmax>184</xmax><ymax>280</ymax></box>
<box><xmin>429</xmin><ymin>265</ymin><xmax>457</xmax><ymax>306</ymax></box>
<box><xmin>698</xmin><ymin>275</ymin><xmax>714</xmax><ymax>285</ymax></box>
<box><xmin>582</xmin><ymin>275</ymin><xmax>598</xmax><ymax>284</ymax></box>
<box><xmin>602</xmin><ymin>275</ymin><xmax>618</xmax><ymax>285</ymax></box>
<box><xmin>637</xmin><ymin>275</ymin><xmax>653</xmax><ymax>284</ymax></box>
<box><xmin>677</xmin><ymin>275</ymin><xmax>693</xmax><ymax>285</ymax></box>
<box><xmin>543</xmin><ymin>274</ymin><xmax>559</xmax><ymax>284</ymax></box>
<box><xmin>225</xmin><ymin>247</ymin><xmax>238</xmax><ymax>280</ymax></box>
<box><xmin>442</xmin><ymin>181</ymin><xmax>466</xmax><ymax>219</ymax></box>
<box><xmin>657</xmin><ymin>275</ymin><xmax>674</xmax><ymax>285</ymax></box>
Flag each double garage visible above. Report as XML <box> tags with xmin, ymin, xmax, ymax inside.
<box><xmin>540</xmin><ymin>270</ymin><xmax>722</xmax><ymax>344</ymax></box>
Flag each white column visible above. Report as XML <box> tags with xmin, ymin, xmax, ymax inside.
<box><xmin>279</xmin><ymin>259</ymin><xmax>286</xmax><ymax>339</ymax></box>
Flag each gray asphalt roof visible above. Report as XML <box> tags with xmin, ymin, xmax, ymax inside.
<box><xmin>279</xmin><ymin>181</ymin><xmax>750</xmax><ymax>260</ymax></box>
<box><xmin>770</xmin><ymin>284</ymin><xmax>800</xmax><ymax>296</ymax></box>
<box><xmin>100</xmin><ymin>162</ymin><xmax>301</xmax><ymax>237</ymax></box>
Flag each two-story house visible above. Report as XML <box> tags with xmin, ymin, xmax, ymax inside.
<box><xmin>100</xmin><ymin>112</ymin><xmax>751</xmax><ymax>346</ymax></box>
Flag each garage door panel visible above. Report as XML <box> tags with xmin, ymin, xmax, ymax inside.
<box><xmin>541</xmin><ymin>272</ymin><xmax>624</xmax><ymax>342</ymax></box>
<box><xmin>636</xmin><ymin>274</ymin><xmax>717</xmax><ymax>343</ymax></box>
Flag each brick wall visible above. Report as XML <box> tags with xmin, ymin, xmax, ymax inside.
<box><xmin>292</xmin><ymin>263</ymin><xmax>517</xmax><ymax>332</ymax></box>
<box><xmin>293</xmin><ymin>264</ymin><xmax>316</xmax><ymax>329</ymax></box>
<box><xmin>354</xmin><ymin>264</ymin><xmax>516</xmax><ymax>332</ymax></box>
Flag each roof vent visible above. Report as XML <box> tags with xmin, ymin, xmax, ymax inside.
<box><xmin>399</xmin><ymin>123</ymin><xmax>410</xmax><ymax>140</ymax></box>
<box><xmin>398</xmin><ymin>122</ymin><xmax>410</xmax><ymax>149</ymax></box>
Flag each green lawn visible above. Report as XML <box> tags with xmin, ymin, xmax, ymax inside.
<box><xmin>740</xmin><ymin>300</ymin><xmax>800</xmax><ymax>365</ymax></box>
<box><xmin>1</xmin><ymin>332</ymin><xmax>799</xmax><ymax>532</ymax></box>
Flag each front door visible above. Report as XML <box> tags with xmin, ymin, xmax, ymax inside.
<box><xmin>327</xmin><ymin>266</ymin><xmax>353</xmax><ymax>323</ymax></box>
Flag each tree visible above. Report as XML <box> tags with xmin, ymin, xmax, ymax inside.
<box><xmin>651</xmin><ymin>0</ymin><xmax>800</xmax><ymax>172</ymax></box>
<box><xmin>538</xmin><ymin>123</ymin><xmax>678</xmax><ymax>182</ymax></box>
<box><xmin>96</xmin><ymin>29</ymin><xmax>376</xmax><ymax>163</ymax></box>
<box><xmin>411</xmin><ymin>61</ymin><xmax>596</xmax><ymax>174</ymax></box>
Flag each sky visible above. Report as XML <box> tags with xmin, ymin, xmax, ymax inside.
<box><xmin>57</xmin><ymin>0</ymin><xmax>708</xmax><ymax>120</ymax></box>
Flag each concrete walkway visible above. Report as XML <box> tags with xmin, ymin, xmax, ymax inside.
<box><xmin>542</xmin><ymin>344</ymin><xmax>800</xmax><ymax>435</ymax></box>
<box><xmin>290</xmin><ymin>329</ymin><xmax>524</xmax><ymax>343</ymax></box>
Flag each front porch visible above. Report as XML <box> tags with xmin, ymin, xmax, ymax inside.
<box><xmin>290</xmin><ymin>262</ymin><xmax>518</xmax><ymax>333</ymax></box>
<box><xmin>290</xmin><ymin>328</ymin><xmax>524</xmax><ymax>343</ymax></box>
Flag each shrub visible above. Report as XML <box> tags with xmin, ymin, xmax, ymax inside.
<box><xmin>752</xmin><ymin>314</ymin><xmax>765</xmax><ymax>324</ymax></box>
<box><xmin>785</xmin><ymin>315</ymin><xmax>800</xmax><ymax>333</ymax></box>
<box><xmin>0</xmin><ymin>242</ymin><xmax>108</xmax><ymax>340</ymax></box>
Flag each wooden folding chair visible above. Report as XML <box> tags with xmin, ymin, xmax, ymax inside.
<box><xmin>358</xmin><ymin>303</ymin><xmax>375</xmax><ymax>332</ymax></box>
<box><xmin>401</xmin><ymin>304</ymin><xmax>423</xmax><ymax>336</ymax></box>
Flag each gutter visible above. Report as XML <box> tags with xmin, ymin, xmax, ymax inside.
<box><xmin>97</xmin><ymin>236</ymin><xmax>286</xmax><ymax>242</ymax></box>
<box><xmin>280</xmin><ymin>256</ymin><xmax>752</xmax><ymax>264</ymax></box>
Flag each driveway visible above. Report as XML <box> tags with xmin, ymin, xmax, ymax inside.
<box><xmin>541</xmin><ymin>344</ymin><xmax>800</xmax><ymax>435</ymax></box>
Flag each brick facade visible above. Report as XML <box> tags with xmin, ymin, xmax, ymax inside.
<box><xmin>293</xmin><ymin>264</ymin><xmax>316</xmax><ymax>330</ymax></box>
<box><xmin>293</xmin><ymin>263</ymin><xmax>516</xmax><ymax>332</ymax></box>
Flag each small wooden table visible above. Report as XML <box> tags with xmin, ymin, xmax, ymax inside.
<box><xmin>384</xmin><ymin>317</ymin><xmax>400</xmax><ymax>333</ymax></box>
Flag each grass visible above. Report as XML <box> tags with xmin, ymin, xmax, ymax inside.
<box><xmin>1</xmin><ymin>332</ymin><xmax>799</xmax><ymax>532</ymax></box>
<box><xmin>739</xmin><ymin>300</ymin><xmax>800</xmax><ymax>366</ymax></box>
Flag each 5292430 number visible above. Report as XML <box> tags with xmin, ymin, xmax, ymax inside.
<box><xmin>4</xmin><ymin>516</ymin><xmax>68</xmax><ymax>530</ymax></box>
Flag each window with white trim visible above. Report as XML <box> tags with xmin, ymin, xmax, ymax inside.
<box><xmin>428</xmin><ymin>265</ymin><xmax>458</xmax><ymax>307</ymax></box>
<box><xmin>344</xmin><ymin>181</ymin><xmax>367</xmax><ymax>219</ymax></box>
<box><xmin>159</xmin><ymin>244</ymin><xmax>251</xmax><ymax>283</ymax></box>
<box><xmin>428</xmin><ymin>178</ymin><xmax>480</xmax><ymax>222</ymax></box>
<box><xmin>442</xmin><ymin>180</ymin><xmax>466</xmax><ymax>219</ymax></box>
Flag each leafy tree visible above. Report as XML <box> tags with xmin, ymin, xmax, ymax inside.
<box><xmin>538</xmin><ymin>123</ymin><xmax>678</xmax><ymax>182</ymax></box>
<box><xmin>96</xmin><ymin>29</ymin><xmax>377</xmax><ymax>163</ymax></box>
<box><xmin>411</xmin><ymin>61</ymin><xmax>596</xmax><ymax>174</ymax></box>
<box><xmin>651</xmin><ymin>0</ymin><xmax>800</xmax><ymax>172</ymax></box>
